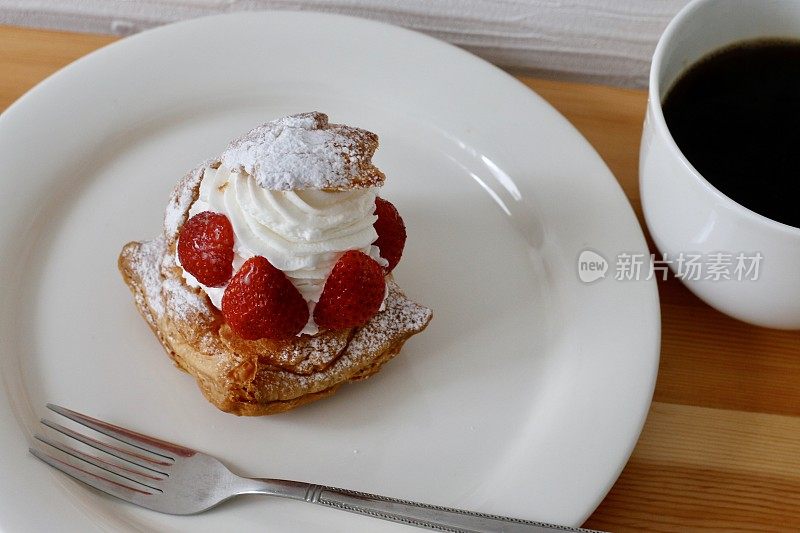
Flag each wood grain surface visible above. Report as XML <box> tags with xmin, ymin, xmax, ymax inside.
<box><xmin>2</xmin><ymin>24</ymin><xmax>799</xmax><ymax>532</ymax></box>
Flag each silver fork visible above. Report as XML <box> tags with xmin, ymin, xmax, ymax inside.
<box><xmin>30</xmin><ymin>404</ymin><xmax>602</xmax><ymax>533</ymax></box>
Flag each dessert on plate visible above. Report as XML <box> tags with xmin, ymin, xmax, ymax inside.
<box><xmin>118</xmin><ymin>112</ymin><xmax>432</xmax><ymax>415</ymax></box>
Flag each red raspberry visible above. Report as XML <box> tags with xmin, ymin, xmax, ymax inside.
<box><xmin>314</xmin><ymin>250</ymin><xmax>386</xmax><ymax>330</ymax></box>
<box><xmin>177</xmin><ymin>211</ymin><xmax>235</xmax><ymax>287</ymax></box>
<box><xmin>373</xmin><ymin>197</ymin><xmax>406</xmax><ymax>273</ymax></box>
<box><xmin>221</xmin><ymin>256</ymin><xmax>309</xmax><ymax>340</ymax></box>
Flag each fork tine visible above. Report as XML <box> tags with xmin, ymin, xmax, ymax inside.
<box><xmin>41</xmin><ymin>419</ymin><xmax>171</xmax><ymax>472</ymax></box>
<box><xmin>34</xmin><ymin>434</ymin><xmax>165</xmax><ymax>492</ymax></box>
<box><xmin>46</xmin><ymin>404</ymin><xmax>195</xmax><ymax>460</ymax></box>
<box><xmin>30</xmin><ymin>445</ymin><xmax>156</xmax><ymax>505</ymax></box>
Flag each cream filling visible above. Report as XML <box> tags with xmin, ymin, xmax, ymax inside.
<box><xmin>179</xmin><ymin>165</ymin><xmax>387</xmax><ymax>335</ymax></box>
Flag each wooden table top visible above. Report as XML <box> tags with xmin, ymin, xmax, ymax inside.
<box><xmin>2</xmin><ymin>24</ymin><xmax>799</xmax><ymax>532</ymax></box>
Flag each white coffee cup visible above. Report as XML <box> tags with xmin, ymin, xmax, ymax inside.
<box><xmin>640</xmin><ymin>0</ymin><xmax>800</xmax><ymax>329</ymax></box>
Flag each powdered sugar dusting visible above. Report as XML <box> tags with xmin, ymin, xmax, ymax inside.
<box><xmin>219</xmin><ymin>327</ymin><xmax>352</xmax><ymax>376</ymax></box>
<box><xmin>347</xmin><ymin>280</ymin><xmax>432</xmax><ymax>357</ymax></box>
<box><xmin>164</xmin><ymin>163</ymin><xmax>205</xmax><ymax>237</ymax></box>
<box><xmin>220</xmin><ymin>112</ymin><xmax>385</xmax><ymax>191</ymax></box>
<box><xmin>247</xmin><ymin>280</ymin><xmax>432</xmax><ymax>399</ymax></box>
<box><xmin>162</xmin><ymin>277</ymin><xmax>212</xmax><ymax>324</ymax></box>
<box><xmin>289</xmin><ymin>333</ymin><xmax>349</xmax><ymax>374</ymax></box>
<box><xmin>125</xmin><ymin>235</ymin><xmax>167</xmax><ymax>320</ymax></box>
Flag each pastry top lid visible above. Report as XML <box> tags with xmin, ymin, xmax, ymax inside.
<box><xmin>220</xmin><ymin>112</ymin><xmax>385</xmax><ymax>191</ymax></box>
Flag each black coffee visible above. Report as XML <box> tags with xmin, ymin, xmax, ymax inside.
<box><xmin>662</xmin><ymin>39</ymin><xmax>800</xmax><ymax>228</ymax></box>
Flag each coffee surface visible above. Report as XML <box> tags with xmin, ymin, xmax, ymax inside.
<box><xmin>662</xmin><ymin>39</ymin><xmax>800</xmax><ymax>228</ymax></box>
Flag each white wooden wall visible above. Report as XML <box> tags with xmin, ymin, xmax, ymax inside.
<box><xmin>0</xmin><ymin>0</ymin><xmax>689</xmax><ymax>87</ymax></box>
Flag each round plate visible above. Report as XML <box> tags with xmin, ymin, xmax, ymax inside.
<box><xmin>0</xmin><ymin>12</ymin><xmax>659</xmax><ymax>531</ymax></box>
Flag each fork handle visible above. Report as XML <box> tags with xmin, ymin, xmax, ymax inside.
<box><xmin>250</xmin><ymin>479</ymin><xmax>601</xmax><ymax>532</ymax></box>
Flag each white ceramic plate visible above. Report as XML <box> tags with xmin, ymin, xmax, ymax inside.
<box><xmin>0</xmin><ymin>12</ymin><xmax>659</xmax><ymax>532</ymax></box>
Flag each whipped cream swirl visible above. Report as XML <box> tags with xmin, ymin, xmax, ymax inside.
<box><xmin>179</xmin><ymin>164</ymin><xmax>386</xmax><ymax>335</ymax></box>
